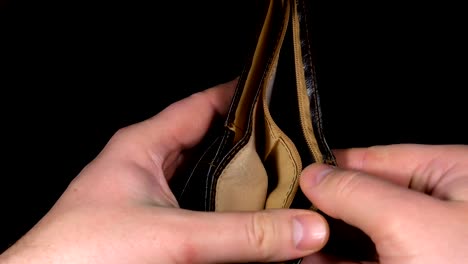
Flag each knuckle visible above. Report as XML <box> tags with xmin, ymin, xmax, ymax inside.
<box><xmin>111</xmin><ymin>126</ymin><xmax>132</xmax><ymax>142</ymax></box>
<box><xmin>332</xmin><ymin>170</ymin><xmax>364</xmax><ymax>201</ymax></box>
<box><xmin>380</xmin><ymin>212</ymin><xmax>405</xmax><ymax>234</ymax></box>
<box><xmin>108</xmin><ymin>126</ymin><xmax>140</xmax><ymax>149</ymax></box>
<box><xmin>375</xmin><ymin>213</ymin><xmax>410</xmax><ymax>250</ymax></box>
<box><xmin>103</xmin><ymin>126</ymin><xmax>141</xmax><ymax>158</ymax></box>
<box><xmin>246</xmin><ymin>212</ymin><xmax>276</xmax><ymax>260</ymax></box>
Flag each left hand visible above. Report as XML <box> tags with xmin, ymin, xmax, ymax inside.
<box><xmin>0</xmin><ymin>78</ymin><xmax>329</xmax><ymax>264</ymax></box>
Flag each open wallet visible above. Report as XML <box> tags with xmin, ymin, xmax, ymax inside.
<box><xmin>170</xmin><ymin>0</ymin><xmax>377</xmax><ymax>263</ymax></box>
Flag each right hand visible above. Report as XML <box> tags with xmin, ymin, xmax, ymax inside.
<box><xmin>300</xmin><ymin>144</ymin><xmax>468</xmax><ymax>264</ymax></box>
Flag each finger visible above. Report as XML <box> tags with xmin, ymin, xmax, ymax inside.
<box><xmin>144</xmin><ymin>78</ymin><xmax>238</xmax><ymax>151</ymax></box>
<box><xmin>135</xmin><ymin>77</ymin><xmax>236</xmax><ymax>150</ymax></box>
<box><xmin>158</xmin><ymin>208</ymin><xmax>329</xmax><ymax>263</ymax></box>
<box><xmin>300</xmin><ymin>163</ymin><xmax>441</xmax><ymax>240</ymax></box>
<box><xmin>333</xmin><ymin>144</ymin><xmax>468</xmax><ymax>198</ymax></box>
<box><xmin>102</xmin><ymin>78</ymin><xmax>237</xmax><ymax>177</ymax></box>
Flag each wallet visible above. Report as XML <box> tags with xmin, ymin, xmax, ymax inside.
<box><xmin>170</xmin><ymin>0</ymin><xmax>376</xmax><ymax>263</ymax></box>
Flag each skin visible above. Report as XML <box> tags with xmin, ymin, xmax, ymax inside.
<box><xmin>301</xmin><ymin>145</ymin><xmax>468</xmax><ymax>264</ymax></box>
<box><xmin>1</xmin><ymin>79</ymin><xmax>467</xmax><ymax>263</ymax></box>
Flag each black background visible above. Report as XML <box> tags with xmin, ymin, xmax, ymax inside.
<box><xmin>1</xmin><ymin>0</ymin><xmax>467</xmax><ymax>253</ymax></box>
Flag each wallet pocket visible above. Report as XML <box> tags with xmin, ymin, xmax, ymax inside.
<box><xmin>215</xmin><ymin>0</ymin><xmax>296</xmax><ymax>211</ymax></box>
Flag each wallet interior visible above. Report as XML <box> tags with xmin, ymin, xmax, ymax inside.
<box><xmin>214</xmin><ymin>0</ymin><xmax>322</xmax><ymax>211</ymax></box>
<box><xmin>170</xmin><ymin>0</ymin><xmax>378</xmax><ymax>262</ymax></box>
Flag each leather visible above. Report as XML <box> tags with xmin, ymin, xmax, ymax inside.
<box><xmin>170</xmin><ymin>0</ymin><xmax>377</xmax><ymax>263</ymax></box>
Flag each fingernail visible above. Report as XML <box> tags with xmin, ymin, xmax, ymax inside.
<box><xmin>314</xmin><ymin>165</ymin><xmax>335</xmax><ymax>185</ymax></box>
<box><xmin>293</xmin><ymin>214</ymin><xmax>328</xmax><ymax>251</ymax></box>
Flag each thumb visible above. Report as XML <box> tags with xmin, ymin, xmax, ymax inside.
<box><xmin>167</xmin><ymin>209</ymin><xmax>329</xmax><ymax>263</ymax></box>
<box><xmin>299</xmin><ymin>164</ymin><xmax>439</xmax><ymax>241</ymax></box>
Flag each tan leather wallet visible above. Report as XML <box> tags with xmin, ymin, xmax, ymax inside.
<box><xmin>170</xmin><ymin>0</ymin><xmax>376</xmax><ymax>263</ymax></box>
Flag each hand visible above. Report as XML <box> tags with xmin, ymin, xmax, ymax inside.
<box><xmin>0</xmin><ymin>79</ymin><xmax>329</xmax><ymax>264</ymax></box>
<box><xmin>300</xmin><ymin>144</ymin><xmax>468</xmax><ymax>264</ymax></box>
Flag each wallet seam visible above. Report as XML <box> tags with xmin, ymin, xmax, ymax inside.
<box><xmin>298</xmin><ymin>0</ymin><xmax>336</xmax><ymax>165</ymax></box>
